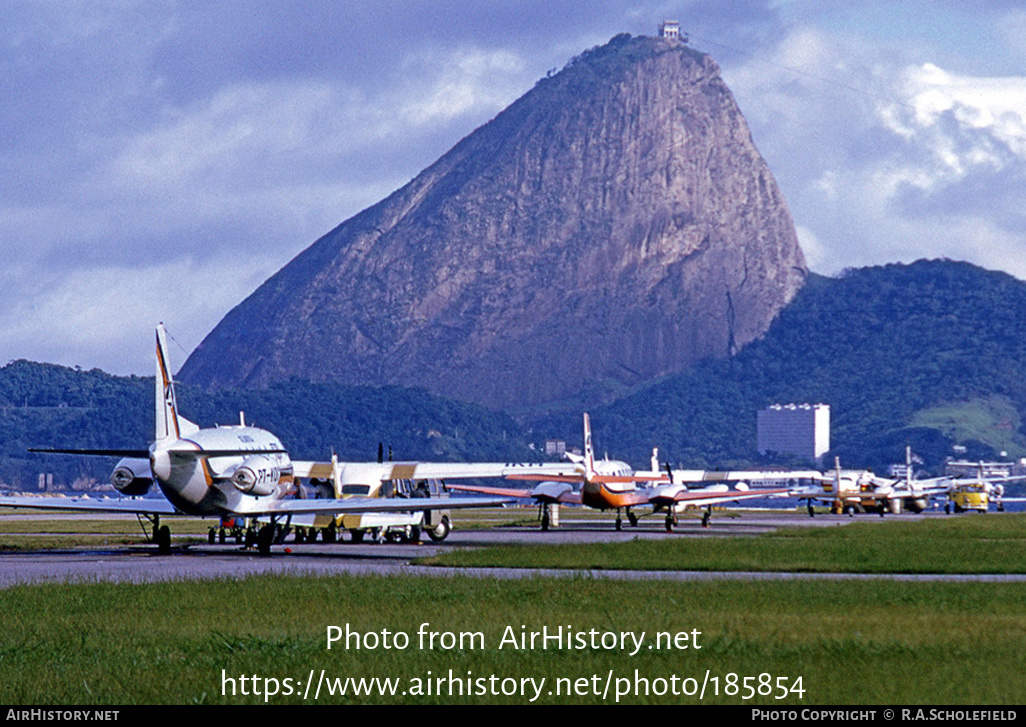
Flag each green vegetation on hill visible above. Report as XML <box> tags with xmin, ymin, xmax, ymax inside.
<box><xmin>533</xmin><ymin>260</ymin><xmax>1026</xmax><ymax>472</ymax></box>
<box><xmin>909</xmin><ymin>395</ymin><xmax>1026</xmax><ymax>457</ymax></box>
<box><xmin>0</xmin><ymin>365</ymin><xmax>535</xmax><ymax>490</ymax></box>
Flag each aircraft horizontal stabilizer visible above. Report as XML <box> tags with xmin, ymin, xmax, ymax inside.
<box><xmin>506</xmin><ymin>474</ymin><xmax>584</xmax><ymax>483</ymax></box>
<box><xmin>28</xmin><ymin>448</ymin><xmax>152</xmax><ymax>457</ymax></box>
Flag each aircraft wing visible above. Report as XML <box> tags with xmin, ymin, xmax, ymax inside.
<box><xmin>0</xmin><ymin>495</ymin><xmax>179</xmax><ymax>515</ymax></box>
<box><xmin>446</xmin><ymin>484</ymin><xmax>536</xmax><ymax>498</ymax></box>
<box><xmin>447</xmin><ymin>483</ymin><xmax>583</xmax><ymax>505</ymax></box>
<box><xmin>231</xmin><ymin>494</ymin><xmax>511</xmax><ymax>517</ymax></box>
<box><xmin>293</xmin><ymin>461</ymin><xmax>334</xmax><ymax>479</ymax></box>
<box><xmin>786</xmin><ymin>487</ymin><xmax>905</xmax><ymax>501</ymax></box>
<box><xmin>671</xmin><ymin>469</ymin><xmax>822</xmax><ymax>483</ymax></box>
<box><xmin>661</xmin><ymin>487</ymin><xmax>790</xmax><ymax>507</ymax></box>
<box><xmin>400</xmin><ymin>461</ymin><xmax>582</xmax><ymax>479</ymax></box>
<box><xmin>293</xmin><ymin>460</ymin><xmax>581</xmax><ymax>482</ymax></box>
<box><xmin>787</xmin><ymin>486</ymin><xmax>874</xmax><ymax>499</ymax></box>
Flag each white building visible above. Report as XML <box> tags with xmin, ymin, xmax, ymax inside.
<box><xmin>544</xmin><ymin>439</ymin><xmax>566</xmax><ymax>457</ymax></box>
<box><xmin>757</xmin><ymin>403</ymin><xmax>830</xmax><ymax>463</ymax></box>
<box><xmin>659</xmin><ymin>21</ymin><xmax>680</xmax><ymax>39</ymax></box>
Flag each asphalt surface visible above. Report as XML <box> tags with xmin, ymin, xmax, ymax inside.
<box><xmin>2</xmin><ymin>510</ymin><xmax>1024</xmax><ymax>587</ymax></box>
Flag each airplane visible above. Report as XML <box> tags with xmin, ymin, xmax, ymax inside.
<box><xmin>288</xmin><ymin>449</ymin><xmax>578</xmax><ymax>543</ymax></box>
<box><xmin>0</xmin><ymin>324</ymin><xmax>516</xmax><ymax>555</ymax></box>
<box><xmin>647</xmin><ymin>458</ymin><xmax>819</xmax><ymax>530</ymax></box>
<box><xmin>941</xmin><ymin>462</ymin><xmax>1026</xmax><ymax>513</ymax></box>
<box><xmin>789</xmin><ymin>449</ymin><xmax>953</xmax><ymax>516</ymax></box>
<box><xmin>450</xmin><ymin>413</ymin><xmax>804</xmax><ymax>531</ymax></box>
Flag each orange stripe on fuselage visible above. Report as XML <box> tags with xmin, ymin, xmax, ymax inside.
<box><xmin>581</xmin><ymin>481</ymin><xmax>648</xmax><ymax>510</ymax></box>
<box><xmin>200</xmin><ymin>458</ymin><xmax>214</xmax><ymax>487</ymax></box>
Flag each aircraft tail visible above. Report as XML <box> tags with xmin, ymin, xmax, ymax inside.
<box><xmin>583</xmin><ymin>413</ymin><xmax>595</xmax><ymax>477</ymax></box>
<box><xmin>155</xmin><ymin>323</ymin><xmax>198</xmax><ymax>441</ymax></box>
<box><xmin>906</xmin><ymin>446</ymin><xmax>918</xmax><ymax>495</ymax></box>
<box><xmin>829</xmin><ymin>456</ymin><xmax>842</xmax><ymax>494</ymax></box>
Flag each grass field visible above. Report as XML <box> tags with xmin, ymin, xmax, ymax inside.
<box><xmin>0</xmin><ymin>513</ymin><xmax>209</xmax><ymax>550</ymax></box>
<box><xmin>1</xmin><ymin>511</ymin><xmax>1025</xmax><ymax>705</ymax></box>
<box><xmin>1</xmin><ymin>575</ymin><xmax>1024</xmax><ymax>705</ymax></box>
<box><xmin>422</xmin><ymin>512</ymin><xmax>1026</xmax><ymax>574</ymax></box>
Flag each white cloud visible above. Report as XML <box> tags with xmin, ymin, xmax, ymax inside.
<box><xmin>884</xmin><ymin>63</ymin><xmax>1026</xmax><ymax>174</ymax></box>
<box><xmin>398</xmin><ymin>47</ymin><xmax>526</xmax><ymax>127</ymax></box>
<box><xmin>0</xmin><ymin>32</ymin><xmax>539</xmax><ymax>373</ymax></box>
<box><xmin>727</xmin><ymin>23</ymin><xmax>1026</xmax><ymax>279</ymax></box>
<box><xmin>0</xmin><ymin>256</ymin><xmax>274</xmax><ymax>375</ymax></box>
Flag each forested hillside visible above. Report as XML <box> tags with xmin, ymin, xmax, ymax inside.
<box><xmin>536</xmin><ymin>260</ymin><xmax>1026</xmax><ymax>473</ymax></box>
<box><xmin>0</xmin><ymin>365</ymin><xmax>533</xmax><ymax>490</ymax></box>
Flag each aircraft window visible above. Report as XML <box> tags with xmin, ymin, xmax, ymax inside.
<box><xmin>341</xmin><ymin>485</ymin><xmax>371</xmax><ymax>496</ymax></box>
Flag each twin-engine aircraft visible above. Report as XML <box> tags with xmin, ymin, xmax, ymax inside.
<box><xmin>290</xmin><ymin>453</ymin><xmax>577</xmax><ymax>543</ymax></box>
<box><xmin>789</xmin><ymin>449</ymin><xmax>955</xmax><ymax>516</ymax></box>
<box><xmin>0</xmin><ymin>325</ymin><xmax>515</xmax><ymax>554</ymax></box>
<box><xmin>450</xmin><ymin>413</ymin><xmax>805</xmax><ymax>530</ymax></box>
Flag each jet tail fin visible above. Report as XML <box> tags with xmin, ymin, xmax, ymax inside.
<box><xmin>155</xmin><ymin>323</ymin><xmax>198</xmax><ymax>441</ymax></box>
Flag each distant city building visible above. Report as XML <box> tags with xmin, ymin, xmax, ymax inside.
<box><xmin>659</xmin><ymin>20</ymin><xmax>681</xmax><ymax>39</ymax></box>
<box><xmin>545</xmin><ymin>439</ymin><xmax>566</xmax><ymax>457</ymax></box>
<box><xmin>757</xmin><ymin>403</ymin><xmax>830</xmax><ymax>463</ymax></box>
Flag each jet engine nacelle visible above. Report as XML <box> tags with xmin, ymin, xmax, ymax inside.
<box><xmin>110</xmin><ymin>458</ymin><xmax>154</xmax><ymax>496</ymax></box>
<box><xmin>231</xmin><ymin>455</ymin><xmax>287</xmax><ymax>496</ymax></box>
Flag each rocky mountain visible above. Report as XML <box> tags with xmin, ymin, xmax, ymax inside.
<box><xmin>179</xmin><ymin>33</ymin><xmax>807</xmax><ymax>410</ymax></box>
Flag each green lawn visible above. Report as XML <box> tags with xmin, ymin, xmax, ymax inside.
<box><xmin>1</xmin><ymin>575</ymin><xmax>1023</xmax><ymax>705</ymax></box>
<box><xmin>423</xmin><ymin>512</ymin><xmax>1026</xmax><ymax>574</ymax></box>
<box><xmin>2</xmin><ymin>511</ymin><xmax>1024</xmax><ymax>705</ymax></box>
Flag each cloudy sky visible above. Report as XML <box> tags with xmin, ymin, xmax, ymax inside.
<box><xmin>3</xmin><ymin>1</ymin><xmax>1024</xmax><ymax>375</ymax></box>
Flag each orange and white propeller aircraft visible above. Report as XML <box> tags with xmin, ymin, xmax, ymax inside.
<box><xmin>0</xmin><ymin>324</ymin><xmax>515</xmax><ymax>554</ymax></box>
<box><xmin>451</xmin><ymin>414</ymin><xmax>805</xmax><ymax>531</ymax></box>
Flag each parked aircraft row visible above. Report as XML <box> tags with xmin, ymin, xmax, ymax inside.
<box><xmin>450</xmin><ymin>413</ymin><xmax>819</xmax><ymax>531</ymax></box>
<box><xmin>0</xmin><ymin>325</ymin><xmax>567</xmax><ymax>554</ymax></box>
<box><xmin>1</xmin><ymin>325</ymin><xmax>1019</xmax><ymax>553</ymax></box>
